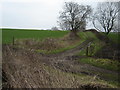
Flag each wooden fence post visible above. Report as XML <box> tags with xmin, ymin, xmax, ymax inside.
<box><xmin>13</xmin><ymin>36</ymin><xmax>15</xmax><ymax>45</ymax></box>
<box><xmin>86</xmin><ymin>46</ymin><xmax>89</xmax><ymax>56</ymax></box>
<box><xmin>86</xmin><ymin>42</ymin><xmax>91</xmax><ymax>56</ymax></box>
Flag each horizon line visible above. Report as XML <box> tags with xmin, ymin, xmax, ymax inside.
<box><xmin>0</xmin><ymin>27</ymin><xmax>52</xmax><ymax>30</ymax></box>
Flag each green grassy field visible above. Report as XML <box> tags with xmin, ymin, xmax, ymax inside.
<box><xmin>2</xmin><ymin>28</ymin><xmax>68</xmax><ymax>44</ymax></box>
<box><xmin>2</xmin><ymin>28</ymin><xmax>119</xmax><ymax>44</ymax></box>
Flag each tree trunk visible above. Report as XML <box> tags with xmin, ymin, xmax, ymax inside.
<box><xmin>68</xmin><ymin>30</ymin><xmax>79</xmax><ymax>40</ymax></box>
<box><xmin>106</xmin><ymin>31</ymin><xmax>110</xmax><ymax>35</ymax></box>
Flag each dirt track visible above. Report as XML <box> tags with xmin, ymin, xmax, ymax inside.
<box><xmin>2</xmin><ymin>39</ymin><xmax>118</xmax><ymax>88</ymax></box>
<box><xmin>41</xmin><ymin>39</ymin><xmax>118</xmax><ymax>81</ymax></box>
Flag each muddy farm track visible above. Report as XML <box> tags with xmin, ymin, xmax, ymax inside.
<box><xmin>2</xmin><ymin>39</ymin><xmax>118</xmax><ymax>88</ymax></box>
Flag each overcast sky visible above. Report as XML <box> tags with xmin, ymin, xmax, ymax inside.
<box><xmin>0</xmin><ymin>0</ymin><xmax>118</xmax><ymax>30</ymax></box>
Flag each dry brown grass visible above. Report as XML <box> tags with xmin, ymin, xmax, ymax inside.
<box><xmin>2</xmin><ymin>45</ymin><xmax>117</xmax><ymax>88</ymax></box>
<box><xmin>15</xmin><ymin>37</ymin><xmax>81</xmax><ymax>52</ymax></box>
<box><xmin>39</xmin><ymin>38</ymin><xmax>63</xmax><ymax>51</ymax></box>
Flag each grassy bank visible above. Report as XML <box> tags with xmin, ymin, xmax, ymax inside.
<box><xmin>43</xmin><ymin>65</ymin><xmax>118</xmax><ymax>88</ymax></box>
<box><xmin>36</xmin><ymin>31</ymin><xmax>97</xmax><ymax>54</ymax></box>
<box><xmin>78</xmin><ymin>32</ymin><xmax>105</xmax><ymax>56</ymax></box>
<box><xmin>36</xmin><ymin>40</ymin><xmax>83</xmax><ymax>54</ymax></box>
<box><xmin>108</xmin><ymin>32</ymin><xmax>120</xmax><ymax>44</ymax></box>
<box><xmin>79</xmin><ymin>57</ymin><xmax>119</xmax><ymax>71</ymax></box>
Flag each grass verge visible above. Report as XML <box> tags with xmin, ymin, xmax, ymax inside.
<box><xmin>36</xmin><ymin>31</ymin><xmax>99</xmax><ymax>54</ymax></box>
<box><xmin>44</xmin><ymin>65</ymin><xmax>118</xmax><ymax>88</ymax></box>
<box><xmin>78</xmin><ymin>32</ymin><xmax>105</xmax><ymax>56</ymax></box>
<box><xmin>36</xmin><ymin>39</ymin><xmax>84</xmax><ymax>54</ymax></box>
<box><xmin>79</xmin><ymin>57</ymin><xmax>119</xmax><ymax>71</ymax></box>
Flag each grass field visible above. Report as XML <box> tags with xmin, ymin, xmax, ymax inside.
<box><xmin>2</xmin><ymin>28</ymin><xmax>119</xmax><ymax>44</ymax></box>
<box><xmin>2</xmin><ymin>28</ymin><xmax>68</xmax><ymax>44</ymax></box>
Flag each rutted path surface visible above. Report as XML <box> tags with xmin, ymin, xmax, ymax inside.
<box><xmin>2</xmin><ymin>39</ymin><xmax>118</xmax><ymax>88</ymax></box>
<box><xmin>40</xmin><ymin>39</ymin><xmax>118</xmax><ymax>81</ymax></box>
<box><xmin>47</xmin><ymin>39</ymin><xmax>93</xmax><ymax>58</ymax></box>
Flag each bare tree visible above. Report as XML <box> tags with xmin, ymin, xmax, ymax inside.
<box><xmin>58</xmin><ymin>21</ymin><xmax>71</xmax><ymax>31</ymax></box>
<box><xmin>58</xmin><ymin>2</ymin><xmax>92</xmax><ymax>38</ymax></box>
<box><xmin>51</xmin><ymin>27</ymin><xmax>59</xmax><ymax>31</ymax></box>
<box><xmin>93</xmin><ymin>2</ymin><xmax>119</xmax><ymax>35</ymax></box>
